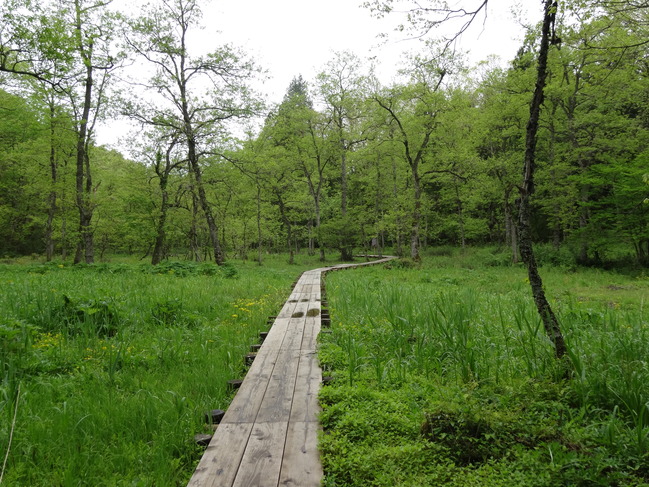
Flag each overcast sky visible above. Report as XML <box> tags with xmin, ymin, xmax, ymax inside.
<box><xmin>208</xmin><ymin>0</ymin><xmax>538</xmax><ymax>103</ymax></box>
<box><xmin>100</xmin><ymin>0</ymin><xmax>540</xmax><ymax>147</ymax></box>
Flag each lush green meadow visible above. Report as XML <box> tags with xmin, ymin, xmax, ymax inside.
<box><xmin>3</xmin><ymin>249</ymin><xmax>649</xmax><ymax>486</ymax></box>
<box><xmin>0</xmin><ymin>255</ymin><xmax>330</xmax><ymax>486</ymax></box>
<box><xmin>319</xmin><ymin>249</ymin><xmax>649</xmax><ymax>486</ymax></box>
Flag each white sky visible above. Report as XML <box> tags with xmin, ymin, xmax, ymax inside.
<box><xmin>99</xmin><ymin>0</ymin><xmax>540</xmax><ymax>147</ymax></box>
<box><xmin>207</xmin><ymin>0</ymin><xmax>538</xmax><ymax>103</ymax></box>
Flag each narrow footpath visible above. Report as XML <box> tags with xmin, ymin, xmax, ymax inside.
<box><xmin>187</xmin><ymin>257</ymin><xmax>395</xmax><ymax>487</ymax></box>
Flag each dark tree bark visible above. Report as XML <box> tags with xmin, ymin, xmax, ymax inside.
<box><xmin>73</xmin><ymin>49</ymin><xmax>95</xmax><ymax>265</ymax></box>
<box><xmin>256</xmin><ymin>185</ymin><xmax>263</xmax><ymax>266</ymax></box>
<box><xmin>188</xmin><ymin>189</ymin><xmax>201</xmax><ymax>262</ymax></box>
<box><xmin>45</xmin><ymin>101</ymin><xmax>58</xmax><ymax>262</ymax></box>
<box><xmin>518</xmin><ymin>0</ymin><xmax>567</xmax><ymax>359</ymax></box>
<box><xmin>182</xmin><ymin>89</ymin><xmax>224</xmax><ymax>264</ymax></box>
<box><xmin>151</xmin><ymin>141</ymin><xmax>182</xmax><ymax>265</ymax></box>
<box><xmin>275</xmin><ymin>190</ymin><xmax>294</xmax><ymax>265</ymax></box>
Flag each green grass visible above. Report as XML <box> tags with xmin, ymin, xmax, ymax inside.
<box><xmin>319</xmin><ymin>248</ymin><xmax>649</xmax><ymax>486</ymax></box>
<box><xmin>0</xmin><ymin>254</ymin><xmax>340</xmax><ymax>486</ymax></box>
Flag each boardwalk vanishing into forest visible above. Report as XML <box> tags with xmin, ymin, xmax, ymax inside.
<box><xmin>187</xmin><ymin>256</ymin><xmax>395</xmax><ymax>487</ymax></box>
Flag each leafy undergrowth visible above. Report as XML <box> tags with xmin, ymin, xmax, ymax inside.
<box><xmin>319</xmin><ymin>252</ymin><xmax>649</xmax><ymax>486</ymax></box>
<box><xmin>319</xmin><ymin>381</ymin><xmax>647</xmax><ymax>486</ymax></box>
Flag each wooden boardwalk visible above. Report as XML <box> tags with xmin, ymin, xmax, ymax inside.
<box><xmin>187</xmin><ymin>257</ymin><xmax>394</xmax><ymax>487</ymax></box>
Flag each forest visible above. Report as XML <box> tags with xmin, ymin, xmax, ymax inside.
<box><xmin>0</xmin><ymin>0</ymin><xmax>647</xmax><ymax>269</ymax></box>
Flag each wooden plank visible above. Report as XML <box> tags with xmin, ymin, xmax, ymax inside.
<box><xmin>300</xmin><ymin>316</ymin><xmax>320</xmax><ymax>352</ymax></box>
<box><xmin>188</xmin><ymin>422</ymin><xmax>253</xmax><ymax>487</ymax></box>
<box><xmin>296</xmin><ymin>284</ymin><xmax>319</xmax><ymax>294</ymax></box>
<box><xmin>279</xmin><ymin>315</ymin><xmax>308</xmax><ymax>351</ymax></box>
<box><xmin>231</xmin><ymin>422</ymin><xmax>289</xmax><ymax>487</ymax></box>
<box><xmin>256</xmin><ymin>349</ymin><xmax>301</xmax><ymax>423</ymax></box>
<box><xmin>290</xmin><ymin>299</ymin><xmax>311</xmax><ymax>315</ymax></box>
<box><xmin>220</xmin><ymin>345</ymin><xmax>279</xmax><ymax>424</ymax></box>
<box><xmin>278</xmin><ymin>421</ymin><xmax>323</xmax><ymax>487</ymax></box>
<box><xmin>260</xmin><ymin>317</ymin><xmax>292</xmax><ymax>352</ymax></box>
<box><xmin>288</xmin><ymin>350</ymin><xmax>321</xmax><ymax>423</ymax></box>
<box><xmin>277</xmin><ymin>299</ymin><xmax>300</xmax><ymax>319</ymax></box>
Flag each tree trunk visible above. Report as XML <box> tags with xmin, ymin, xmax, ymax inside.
<box><xmin>504</xmin><ymin>197</ymin><xmax>519</xmax><ymax>264</ymax></box>
<box><xmin>410</xmin><ymin>169</ymin><xmax>421</xmax><ymax>261</ymax></box>
<box><xmin>73</xmin><ymin>65</ymin><xmax>95</xmax><ymax>264</ymax></box>
<box><xmin>181</xmin><ymin>51</ymin><xmax>224</xmax><ymax>264</ymax></box>
<box><xmin>455</xmin><ymin>183</ymin><xmax>465</xmax><ymax>250</ymax></box>
<box><xmin>256</xmin><ymin>185</ymin><xmax>263</xmax><ymax>266</ymax></box>
<box><xmin>73</xmin><ymin>1</ymin><xmax>95</xmax><ymax>265</ymax></box>
<box><xmin>339</xmin><ymin>148</ymin><xmax>354</xmax><ymax>261</ymax></box>
<box><xmin>276</xmin><ymin>192</ymin><xmax>294</xmax><ymax>264</ymax></box>
<box><xmin>61</xmin><ymin>185</ymin><xmax>68</xmax><ymax>261</ymax></box>
<box><xmin>45</xmin><ymin>104</ymin><xmax>57</xmax><ymax>262</ymax></box>
<box><xmin>188</xmin><ymin>155</ymin><xmax>224</xmax><ymax>265</ymax></box>
<box><xmin>151</xmin><ymin>174</ymin><xmax>169</xmax><ymax>265</ymax></box>
<box><xmin>189</xmin><ymin>191</ymin><xmax>201</xmax><ymax>262</ymax></box>
<box><xmin>307</xmin><ymin>220</ymin><xmax>315</xmax><ymax>256</ymax></box>
<box><xmin>315</xmin><ymin>195</ymin><xmax>326</xmax><ymax>262</ymax></box>
<box><xmin>518</xmin><ymin>0</ymin><xmax>566</xmax><ymax>359</ymax></box>
<box><xmin>392</xmin><ymin>156</ymin><xmax>403</xmax><ymax>257</ymax></box>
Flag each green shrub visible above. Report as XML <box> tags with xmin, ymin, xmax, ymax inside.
<box><xmin>51</xmin><ymin>295</ymin><xmax>121</xmax><ymax>337</ymax></box>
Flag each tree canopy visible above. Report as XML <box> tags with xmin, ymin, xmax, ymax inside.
<box><xmin>0</xmin><ymin>0</ymin><xmax>646</xmax><ymax>270</ymax></box>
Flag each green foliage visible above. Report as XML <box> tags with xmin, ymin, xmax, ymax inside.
<box><xmin>146</xmin><ymin>261</ymin><xmax>235</xmax><ymax>278</ymax></box>
<box><xmin>0</xmin><ymin>2</ymin><xmax>647</xmax><ymax>268</ymax></box>
<box><xmin>51</xmin><ymin>294</ymin><xmax>121</xmax><ymax>337</ymax></box>
<box><xmin>0</xmin><ymin>318</ymin><xmax>39</xmax><ymax>367</ymax></box>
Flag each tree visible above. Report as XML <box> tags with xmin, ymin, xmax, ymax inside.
<box><xmin>374</xmin><ymin>51</ymin><xmax>452</xmax><ymax>260</ymax></box>
<box><xmin>516</xmin><ymin>0</ymin><xmax>567</xmax><ymax>358</ymax></box>
<box><xmin>317</xmin><ymin>52</ymin><xmax>369</xmax><ymax>260</ymax></box>
<box><xmin>475</xmin><ymin>60</ymin><xmax>531</xmax><ymax>261</ymax></box>
<box><xmin>0</xmin><ymin>0</ymin><xmax>124</xmax><ymax>264</ymax></box>
<box><xmin>0</xmin><ymin>89</ymin><xmax>47</xmax><ymax>255</ymax></box>
<box><xmin>364</xmin><ymin>0</ymin><xmax>569</xmax><ymax>357</ymax></box>
<box><xmin>128</xmin><ymin>130</ymin><xmax>185</xmax><ymax>265</ymax></box>
<box><xmin>541</xmin><ymin>9</ymin><xmax>649</xmax><ymax>263</ymax></box>
<box><xmin>125</xmin><ymin>0</ymin><xmax>262</xmax><ymax>265</ymax></box>
<box><xmin>277</xmin><ymin>77</ymin><xmax>331</xmax><ymax>260</ymax></box>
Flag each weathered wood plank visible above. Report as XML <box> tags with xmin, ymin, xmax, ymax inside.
<box><xmin>259</xmin><ymin>318</ymin><xmax>292</xmax><ymax>352</ymax></box>
<box><xmin>288</xmin><ymin>350</ymin><xmax>321</xmax><ymax>423</ymax></box>
<box><xmin>219</xmin><ymin>345</ymin><xmax>280</xmax><ymax>424</ymax></box>
<box><xmin>278</xmin><ymin>318</ymin><xmax>307</xmax><ymax>351</ymax></box>
<box><xmin>231</xmin><ymin>422</ymin><xmax>289</xmax><ymax>487</ymax></box>
<box><xmin>278</xmin><ymin>421</ymin><xmax>323</xmax><ymax>487</ymax></box>
<box><xmin>300</xmin><ymin>316</ymin><xmax>320</xmax><ymax>352</ymax></box>
<box><xmin>256</xmin><ymin>349</ymin><xmax>301</xmax><ymax>423</ymax></box>
<box><xmin>188</xmin><ymin>422</ymin><xmax>253</xmax><ymax>487</ymax></box>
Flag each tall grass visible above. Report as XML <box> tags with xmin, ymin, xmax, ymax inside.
<box><xmin>0</xmin><ymin>257</ymin><xmax>321</xmax><ymax>485</ymax></box>
<box><xmin>319</xmin><ymin>252</ymin><xmax>649</xmax><ymax>486</ymax></box>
